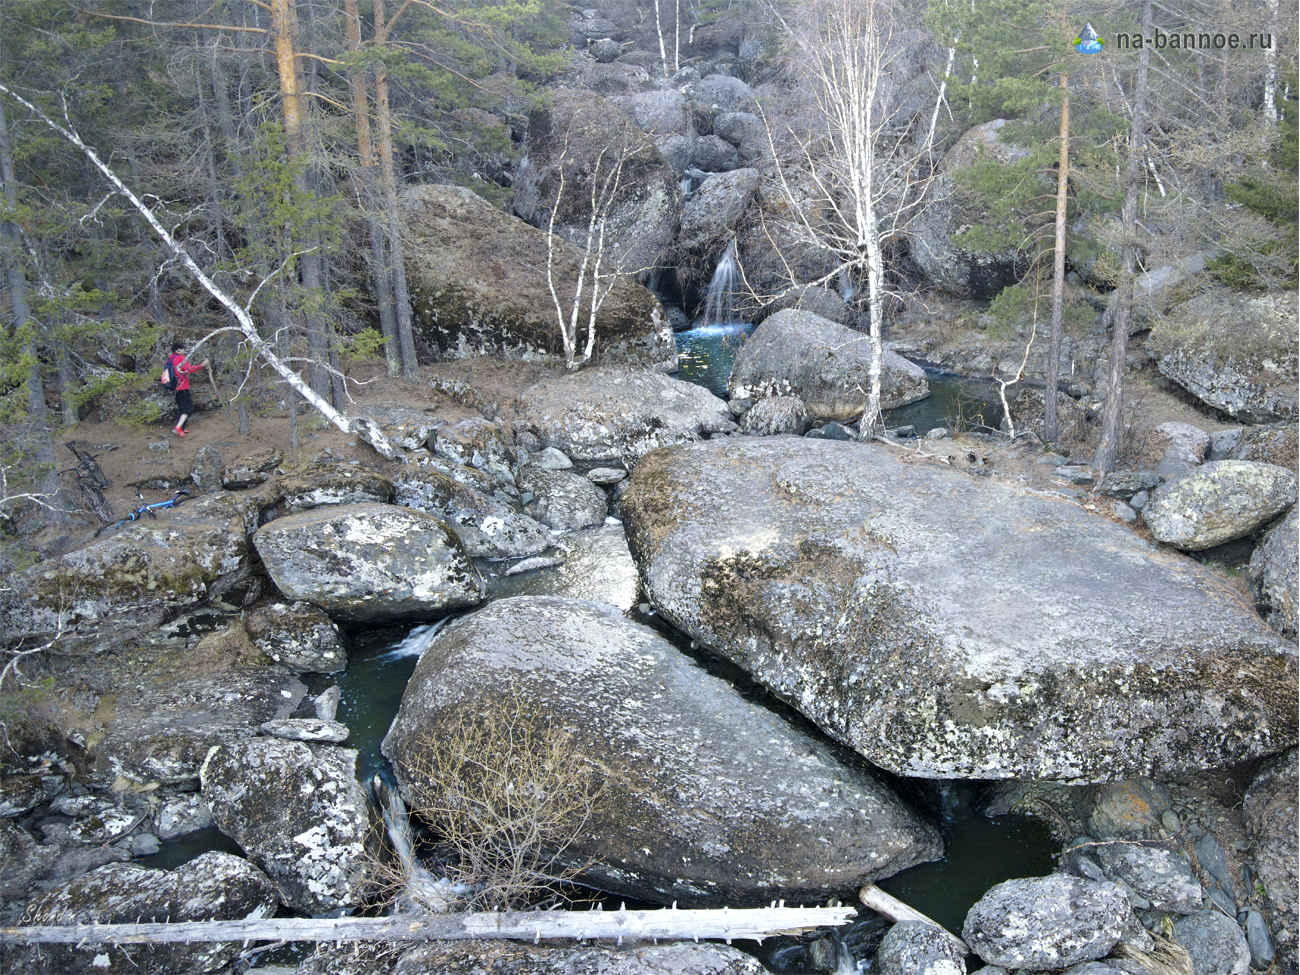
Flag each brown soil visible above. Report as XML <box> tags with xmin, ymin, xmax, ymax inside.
<box><xmin>42</xmin><ymin>357</ymin><xmax>565</xmax><ymax>557</ymax></box>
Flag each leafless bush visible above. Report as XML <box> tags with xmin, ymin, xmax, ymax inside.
<box><xmin>397</xmin><ymin>691</ymin><xmax>605</xmax><ymax>911</ymax></box>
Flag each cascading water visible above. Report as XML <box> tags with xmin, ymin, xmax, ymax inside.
<box><xmin>700</xmin><ymin>238</ymin><xmax>742</xmax><ymax>326</ymax></box>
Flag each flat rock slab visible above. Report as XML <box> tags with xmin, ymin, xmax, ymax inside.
<box><xmin>383</xmin><ymin>596</ymin><xmax>940</xmax><ymax>904</ymax></box>
<box><xmin>621</xmin><ymin>437</ymin><xmax>1298</xmax><ymax>781</ymax></box>
<box><xmin>514</xmin><ymin>367</ymin><xmax>735</xmax><ymax>464</ymax></box>
<box><xmin>253</xmin><ymin>502</ymin><xmax>484</xmax><ymax>623</ymax></box>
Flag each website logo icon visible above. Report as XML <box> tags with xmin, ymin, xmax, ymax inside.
<box><xmin>1074</xmin><ymin>23</ymin><xmax>1104</xmax><ymax>53</ymax></box>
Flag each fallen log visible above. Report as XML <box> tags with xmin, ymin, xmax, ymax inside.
<box><xmin>0</xmin><ymin>903</ymin><xmax>856</xmax><ymax>948</ymax></box>
<box><xmin>858</xmin><ymin>884</ymin><xmax>968</xmax><ymax>953</ymax></box>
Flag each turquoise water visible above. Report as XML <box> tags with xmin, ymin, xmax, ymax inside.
<box><xmin>672</xmin><ymin>322</ymin><xmax>754</xmax><ymax>398</ymax></box>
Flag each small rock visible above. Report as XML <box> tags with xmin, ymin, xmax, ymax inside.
<box><xmin>1209</xmin><ymin>428</ymin><xmax>1244</xmax><ymax>459</ymax></box>
<box><xmin>313</xmin><ymin>686</ymin><xmax>341</xmax><ymax>722</ymax></box>
<box><xmin>1055</xmin><ymin>465</ymin><xmax>1096</xmax><ymax>484</ymax></box>
<box><xmin>155</xmin><ymin>794</ymin><xmax>212</xmax><ymax>840</ymax></box>
<box><xmin>589</xmin><ymin>37</ymin><xmax>620</xmax><ymax>63</ymax></box>
<box><xmin>889</xmin><ymin>424</ymin><xmax>917</xmax><ymax>439</ymax></box>
<box><xmin>1207</xmin><ymin>885</ymin><xmax>1238</xmax><ymax>918</ymax></box>
<box><xmin>1161</xmin><ymin>810</ymin><xmax>1181</xmax><ymax>833</ymax></box>
<box><xmin>1093</xmin><ymin>841</ymin><xmax>1203</xmax><ymax>914</ymax></box>
<box><xmin>504</xmin><ymin>556</ymin><xmax>565</xmax><ymax>576</ymax></box>
<box><xmin>1130</xmin><ymin>490</ymin><xmax>1150</xmax><ymax>511</ymax></box>
<box><xmin>124</xmin><ymin>832</ymin><xmax>160</xmax><ymax>856</ymax></box>
<box><xmin>259</xmin><ymin>718</ymin><xmax>349</xmax><ymax>743</ymax></box>
<box><xmin>147</xmin><ymin>440</ymin><xmax>170</xmax><ymax>454</ymax></box>
<box><xmin>190</xmin><ymin>444</ymin><xmax>225</xmax><ymax>494</ymax></box>
<box><xmin>531</xmin><ymin>446</ymin><xmax>574</xmax><ymax>470</ymax></box>
<box><xmin>1098</xmin><ymin>470</ymin><xmax>1161</xmax><ymax>498</ymax></box>
<box><xmin>245</xmin><ymin>601</ymin><xmax>347</xmax><ymax>674</ymax></box>
<box><xmin>1172</xmin><ymin>909</ymin><xmax>1250</xmax><ymax>975</ymax></box>
<box><xmin>876</xmin><ymin>921</ymin><xmax>967</xmax><ymax>974</ymax></box>
<box><xmin>518</xmin><ymin>467</ymin><xmax>607</xmax><ymax>531</ymax></box>
<box><xmin>739</xmin><ymin>395</ymin><xmax>808</xmax><ymax>436</ymax></box>
<box><xmin>805</xmin><ymin>421</ymin><xmax>858</xmax><ymax>441</ymax></box>
<box><xmin>927</xmin><ymin>427</ymin><xmax>950</xmax><ymax>439</ymax></box>
<box><xmin>1195</xmin><ymin>832</ymin><xmax>1236</xmax><ymax>900</ymax></box>
<box><xmin>1089</xmin><ymin>781</ymin><xmax>1172</xmax><ymax>838</ymax></box>
<box><xmin>1113</xmin><ymin>501</ymin><xmax>1138</xmax><ymax>524</ymax></box>
<box><xmin>1244</xmin><ymin>909</ymin><xmax>1274</xmax><ymax>968</ymax></box>
<box><xmin>585</xmin><ymin>467</ymin><xmax>627</xmax><ymax>485</ymax></box>
<box><xmin>1154</xmin><ymin>421</ymin><xmax>1211</xmax><ymax>480</ymax></box>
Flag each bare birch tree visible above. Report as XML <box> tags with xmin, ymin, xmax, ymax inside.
<box><xmin>544</xmin><ymin>138</ymin><xmax>632</xmax><ymax>370</ymax></box>
<box><xmin>762</xmin><ymin>0</ymin><xmax>939</xmax><ymax>436</ymax></box>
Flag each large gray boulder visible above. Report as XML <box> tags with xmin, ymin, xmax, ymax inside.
<box><xmin>909</xmin><ymin>120</ymin><xmax>1035</xmax><ymax>298</ymax></box>
<box><xmin>394</xmin><ymin>466</ymin><xmax>550</xmax><ymax>559</ymax></box>
<box><xmin>686</xmin><ymin>74</ymin><xmax>757</xmax><ymax>113</ymax></box>
<box><xmin>512</xmin><ymin>90</ymin><xmax>680</xmax><ymax>280</ymax></box>
<box><xmin>383</xmin><ymin>597</ymin><xmax>941</xmax><ymax>904</ymax></box>
<box><xmin>727</xmin><ymin>310</ymin><xmax>929</xmax><ymax>422</ymax></box>
<box><xmin>92</xmin><ymin>665</ymin><xmax>306</xmax><ymax>789</ymax></box>
<box><xmin>392</xmin><ymin>941</ymin><xmax>767</xmax><ymax>975</ymax></box>
<box><xmin>714</xmin><ymin>111</ymin><xmax>768</xmax><ymax>165</ymax></box>
<box><xmin>621</xmin><ymin>438</ymin><xmax>1298</xmax><ymax>781</ymax></box>
<box><xmin>253</xmin><ymin>503</ymin><xmax>484</xmax><ymax>623</ymax></box>
<box><xmin>962</xmin><ymin>875</ymin><xmax>1131</xmax><ymax>971</ymax></box>
<box><xmin>1141</xmin><ymin>461</ymin><xmax>1296</xmax><ymax>551</ymax></box>
<box><xmin>1249</xmin><ymin>507</ymin><xmax>1298</xmax><ymax>637</ymax></box>
<box><xmin>0</xmin><ymin>513</ymin><xmax>249</xmax><ymax>650</ymax></box>
<box><xmin>518</xmin><ymin>467</ymin><xmax>607</xmax><ymax>530</ymax></box>
<box><xmin>514</xmin><ymin>367</ymin><xmax>735</xmax><ymax>464</ymax></box>
<box><xmin>13</xmin><ymin>853</ymin><xmax>276</xmax><ymax>974</ymax></box>
<box><xmin>1243</xmin><ymin>750</ymin><xmax>1298</xmax><ymax>973</ymax></box>
<box><xmin>279</xmin><ymin>463</ymin><xmax>395</xmax><ymax>511</ymax></box>
<box><xmin>1148</xmin><ymin>289</ymin><xmax>1298</xmax><ymax>422</ymax></box>
<box><xmin>201</xmin><ymin>738</ymin><xmax>371</xmax><ymax>915</ymax></box>
<box><xmin>403</xmin><ymin>184</ymin><xmax>674</xmax><ymax>369</ymax></box>
<box><xmin>679</xmin><ymin>168</ymin><xmax>759</xmax><ymax>252</ymax></box>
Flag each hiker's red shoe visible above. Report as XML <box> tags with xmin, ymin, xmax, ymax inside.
<box><xmin>174</xmin><ymin>426</ymin><xmax>186</xmax><ymax>437</ymax></box>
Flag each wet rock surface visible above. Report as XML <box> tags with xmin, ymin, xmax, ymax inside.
<box><xmin>201</xmin><ymin>738</ymin><xmax>371</xmax><ymax>915</ymax></box>
<box><xmin>514</xmin><ymin>367</ymin><xmax>734</xmax><ymax>464</ymax></box>
<box><xmin>1141</xmin><ymin>460</ymin><xmax>1296</xmax><ymax>550</ymax></box>
<box><xmin>962</xmin><ymin>875</ymin><xmax>1131</xmax><ymax>971</ymax></box>
<box><xmin>621</xmin><ymin>437</ymin><xmax>1298</xmax><ymax>781</ymax></box>
<box><xmin>6</xmin><ymin>852</ymin><xmax>276</xmax><ymax>975</ymax></box>
<box><xmin>727</xmin><ymin>310</ymin><xmax>929</xmax><ymax>422</ymax></box>
<box><xmin>383</xmin><ymin>596</ymin><xmax>941</xmax><ymax>904</ymax></box>
<box><xmin>253</xmin><ymin>502</ymin><xmax>484</xmax><ymax>622</ymax></box>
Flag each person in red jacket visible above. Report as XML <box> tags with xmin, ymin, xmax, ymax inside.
<box><xmin>166</xmin><ymin>343</ymin><xmax>208</xmax><ymax>437</ymax></box>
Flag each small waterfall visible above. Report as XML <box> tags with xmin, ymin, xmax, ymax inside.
<box><xmin>373</xmin><ymin>616</ymin><xmax>453</xmax><ymax>662</ymax></box>
<box><xmin>371</xmin><ymin>775</ymin><xmax>469</xmax><ymax>914</ymax></box>
<box><xmin>700</xmin><ymin>239</ymin><xmax>741</xmax><ymax>326</ymax></box>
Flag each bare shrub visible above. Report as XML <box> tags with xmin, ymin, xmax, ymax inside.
<box><xmin>396</xmin><ymin>691</ymin><xmax>605</xmax><ymax>911</ymax></box>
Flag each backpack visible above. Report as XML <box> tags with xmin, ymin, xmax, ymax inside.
<box><xmin>160</xmin><ymin>358</ymin><xmax>179</xmax><ymax>391</ymax></box>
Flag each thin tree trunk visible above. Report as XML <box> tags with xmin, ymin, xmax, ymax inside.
<box><xmin>374</xmin><ymin>0</ymin><xmax>420</xmax><ymax>378</ymax></box>
<box><xmin>1044</xmin><ymin>73</ymin><xmax>1069</xmax><ymax>443</ymax></box>
<box><xmin>270</xmin><ymin>0</ymin><xmax>331</xmax><ymax>401</ymax></box>
<box><xmin>1262</xmin><ymin>0</ymin><xmax>1279</xmax><ymax>127</ymax></box>
<box><xmin>1094</xmin><ymin>0</ymin><xmax>1152</xmax><ymax>474</ymax></box>
<box><xmin>344</xmin><ymin>0</ymin><xmax>401</xmax><ymax>377</ymax></box>
<box><xmin>0</xmin><ymin>98</ymin><xmax>58</xmax><ymax>505</ymax></box>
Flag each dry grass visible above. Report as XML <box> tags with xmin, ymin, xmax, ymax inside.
<box><xmin>397</xmin><ymin>691</ymin><xmax>605</xmax><ymax>911</ymax></box>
